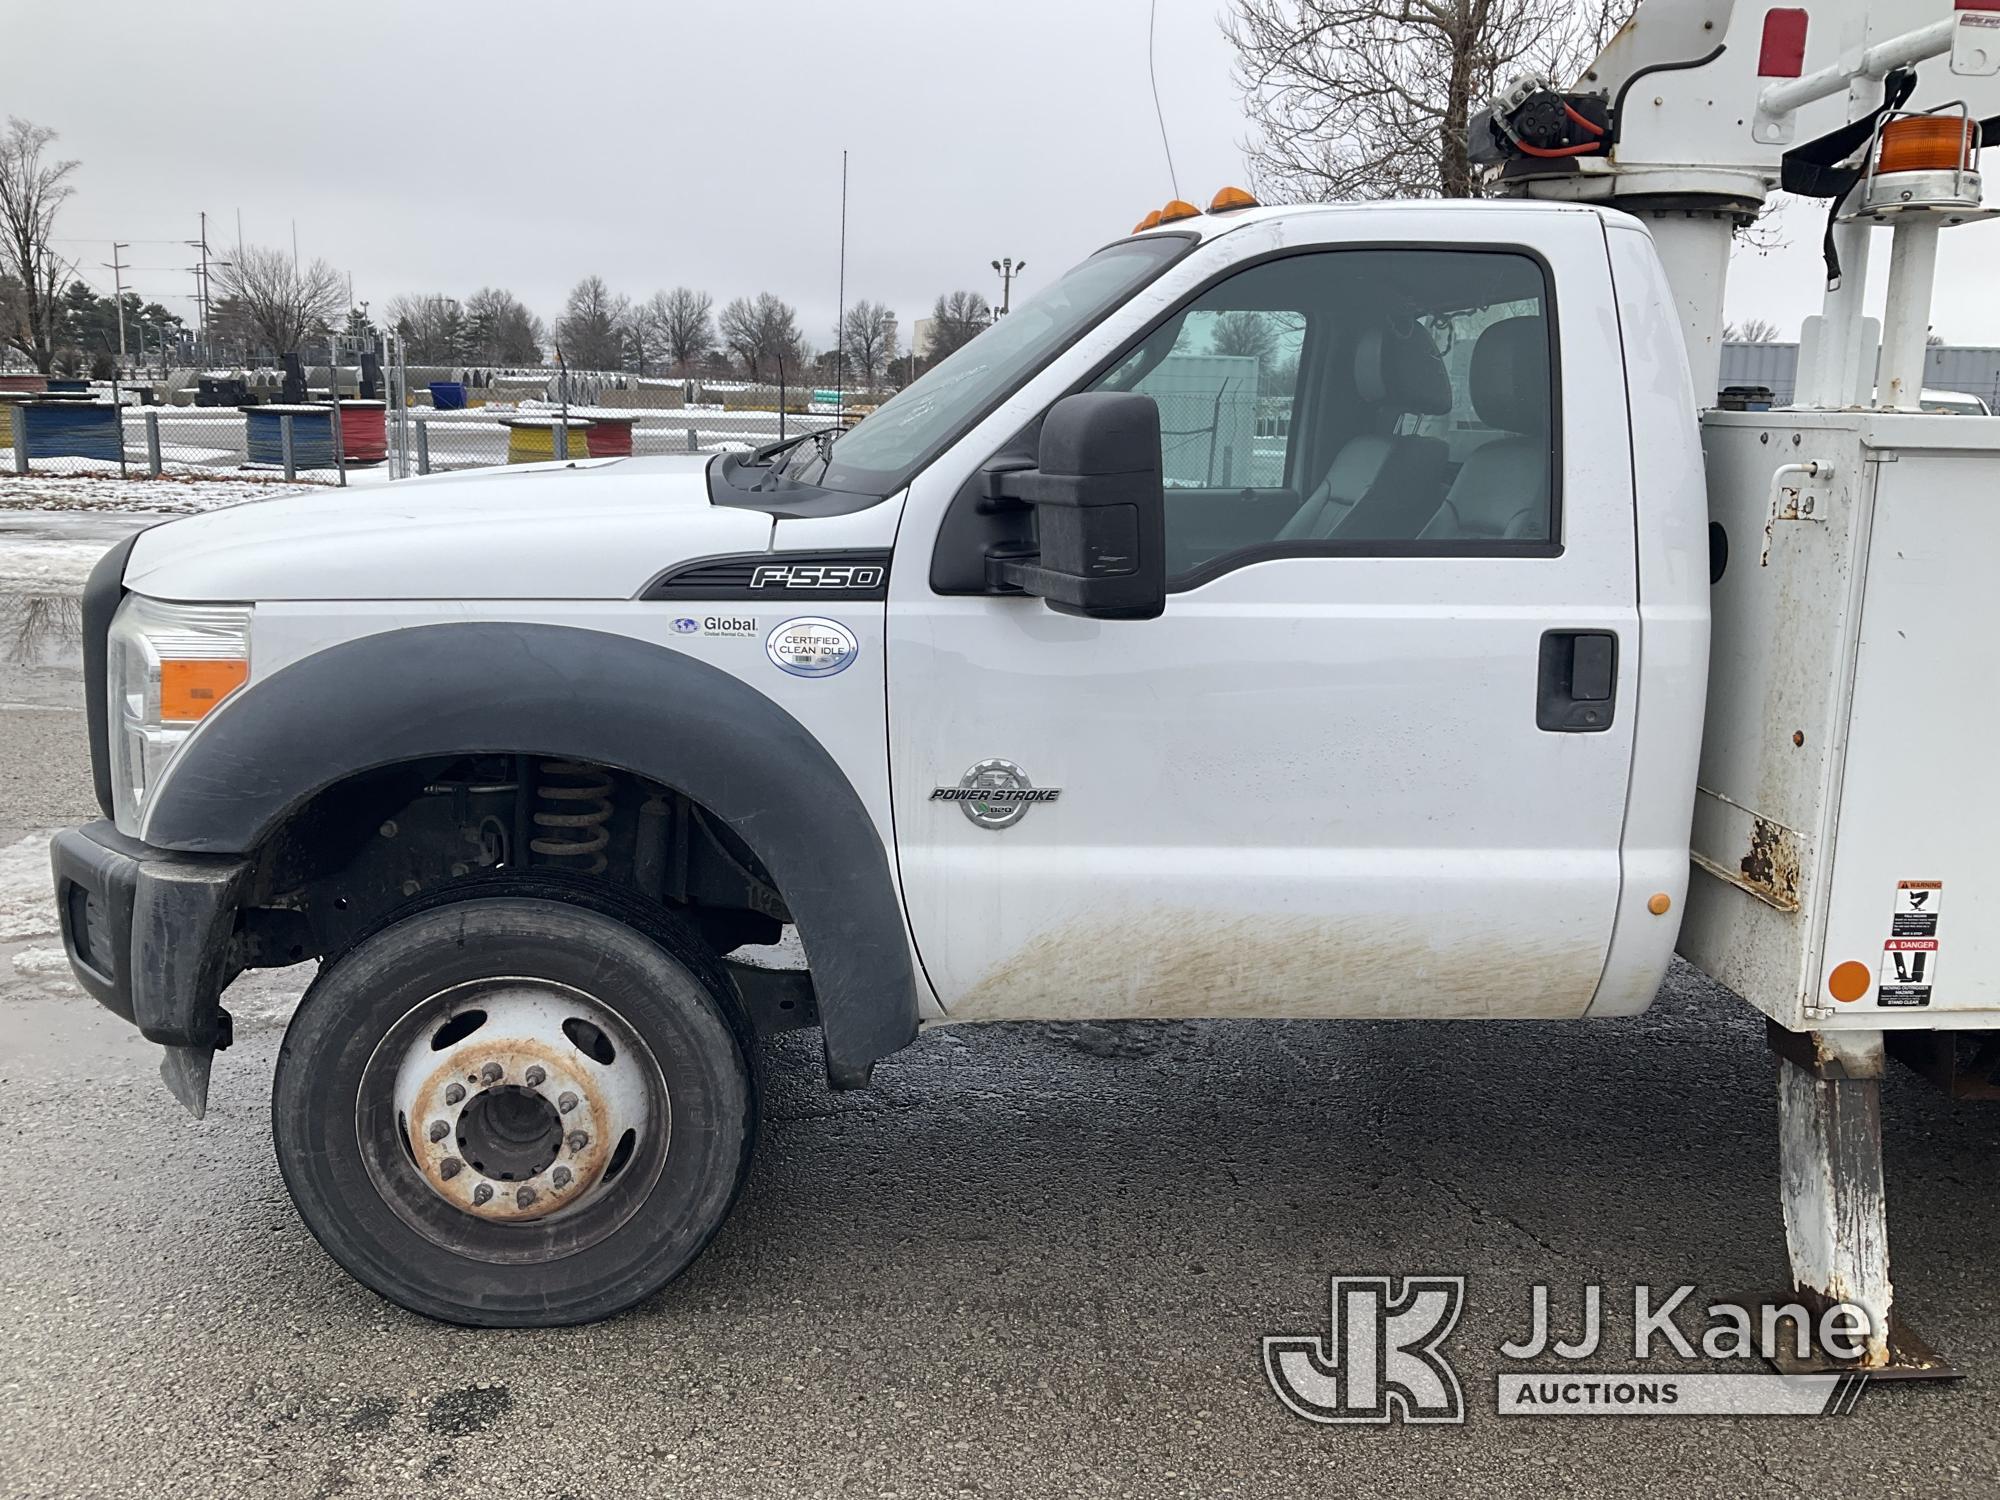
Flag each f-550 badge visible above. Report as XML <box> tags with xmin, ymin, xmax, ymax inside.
<box><xmin>931</xmin><ymin>759</ymin><xmax>1061</xmax><ymax>831</ymax></box>
<box><xmin>751</xmin><ymin>562</ymin><xmax>885</xmax><ymax>591</ymax></box>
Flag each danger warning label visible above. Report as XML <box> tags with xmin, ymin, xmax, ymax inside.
<box><xmin>1879</xmin><ymin>939</ymin><xmax>1938</xmax><ymax>1008</ymax></box>
<box><xmin>1892</xmin><ymin>880</ymin><xmax>1942</xmax><ymax>939</ymax></box>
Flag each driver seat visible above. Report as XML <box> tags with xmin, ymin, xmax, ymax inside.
<box><xmin>1277</xmin><ymin>323</ymin><xmax>1452</xmax><ymax>544</ymax></box>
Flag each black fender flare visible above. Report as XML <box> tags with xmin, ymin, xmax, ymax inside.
<box><xmin>143</xmin><ymin>621</ymin><xmax>918</xmax><ymax>1088</ymax></box>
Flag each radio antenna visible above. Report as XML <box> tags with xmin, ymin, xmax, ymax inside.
<box><xmin>1148</xmin><ymin>0</ymin><xmax>1181</xmax><ymax>199</ymax></box>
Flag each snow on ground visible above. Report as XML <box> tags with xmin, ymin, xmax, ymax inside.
<box><xmin>0</xmin><ymin>832</ymin><xmax>56</xmax><ymax>943</ymax></box>
<box><xmin>2</xmin><ymin>829</ymin><xmax>73</xmax><ymax>997</ymax></box>
<box><xmin>0</xmin><ymin>538</ymin><xmax>121</xmax><ymax>595</ymax></box>
<box><xmin>0</xmin><ymin>473</ymin><xmax>312</xmax><ymax>517</ymax></box>
<box><xmin>10</xmin><ymin>944</ymin><xmax>70</xmax><ymax>990</ymax></box>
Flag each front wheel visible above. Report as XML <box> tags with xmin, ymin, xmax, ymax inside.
<box><xmin>272</xmin><ymin>894</ymin><xmax>756</xmax><ymax>1326</ymax></box>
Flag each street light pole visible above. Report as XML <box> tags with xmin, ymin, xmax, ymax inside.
<box><xmin>990</xmin><ymin>256</ymin><xmax>1027</xmax><ymax>317</ymax></box>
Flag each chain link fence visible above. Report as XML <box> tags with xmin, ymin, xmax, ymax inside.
<box><xmin>0</xmin><ymin>336</ymin><xmax>850</xmax><ymax>493</ymax></box>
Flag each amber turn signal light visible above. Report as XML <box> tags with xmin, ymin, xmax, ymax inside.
<box><xmin>160</xmin><ymin>659</ymin><xmax>248</xmax><ymax>723</ymax></box>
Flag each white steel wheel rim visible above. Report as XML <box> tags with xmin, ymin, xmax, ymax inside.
<box><xmin>363</xmin><ymin>977</ymin><xmax>670</xmax><ymax>1254</ymax></box>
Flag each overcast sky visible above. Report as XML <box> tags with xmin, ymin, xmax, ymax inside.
<box><xmin>19</xmin><ymin>0</ymin><xmax>2000</xmax><ymax>348</ymax></box>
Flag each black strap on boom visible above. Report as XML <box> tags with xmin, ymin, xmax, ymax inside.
<box><xmin>1779</xmin><ymin>70</ymin><xmax>2000</xmax><ymax>285</ymax></box>
<box><xmin>1779</xmin><ymin>69</ymin><xmax>1918</xmax><ymax>284</ymax></box>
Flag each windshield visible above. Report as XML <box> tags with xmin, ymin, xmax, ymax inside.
<box><xmin>813</xmin><ymin>234</ymin><xmax>1192</xmax><ymax>495</ymax></box>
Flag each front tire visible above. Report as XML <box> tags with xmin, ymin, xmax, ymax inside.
<box><xmin>272</xmin><ymin>894</ymin><xmax>755</xmax><ymax>1327</ymax></box>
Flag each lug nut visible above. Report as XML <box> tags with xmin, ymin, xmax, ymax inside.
<box><xmin>427</xmin><ymin>1120</ymin><xmax>450</xmax><ymax>1143</ymax></box>
<box><xmin>439</xmin><ymin>1157</ymin><xmax>463</xmax><ymax>1180</ymax></box>
<box><xmin>479</xmin><ymin>1062</ymin><xmax>503</xmax><ymax>1085</ymax></box>
<box><xmin>551</xmin><ymin>1166</ymin><xmax>573</xmax><ymax>1188</ymax></box>
<box><xmin>472</xmin><ymin>1184</ymin><xmax>493</xmax><ymax>1206</ymax></box>
<box><xmin>444</xmin><ymin>1083</ymin><xmax>465</xmax><ymax>1105</ymax></box>
<box><xmin>566</xmin><ymin>1130</ymin><xmax>589</xmax><ymax>1153</ymax></box>
<box><xmin>557</xmin><ymin>1092</ymin><xmax>578</xmax><ymax>1114</ymax></box>
<box><xmin>525</xmin><ymin>1065</ymin><xmax>546</xmax><ymax>1087</ymax></box>
<box><xmin>515</xmin><ymin>1186</ymin><xmax>538</xmax><ymax>1209</ymax></box>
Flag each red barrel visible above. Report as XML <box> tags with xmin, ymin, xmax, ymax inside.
<box><xmin>584</xmin><ymin>414</ymin><xmax>635</xmax><ymax>458</ymax></box>
<box><xmin>339</xmin><ymin>400</ymin><xmax>388</xmax><ymax>464</ymax></box>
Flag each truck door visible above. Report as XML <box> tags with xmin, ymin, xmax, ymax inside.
<box><xmin>888</xmin><ymin>221</ymin><xmax>1639</xmax><ymax>1020</ymax></box>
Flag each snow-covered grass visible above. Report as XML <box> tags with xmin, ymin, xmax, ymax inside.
<box><xmin>0</xmin><ymin>473</ymin><xmax>313</xmax><ymax>516</ymax></box>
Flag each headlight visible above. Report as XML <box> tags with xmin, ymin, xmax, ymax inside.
<box><xmin>107</xmin><ymin>594</ymin><xmax>252</xmax><ymax>836</ymax></box>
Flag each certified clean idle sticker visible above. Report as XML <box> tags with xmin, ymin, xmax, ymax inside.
<box><xmin>766</xmin><ymin>617</ymin><xmax>858</xmax><ymax>678</ymax></box>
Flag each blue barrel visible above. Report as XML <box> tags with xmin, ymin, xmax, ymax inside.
<box><xmin>244</xmin><ymin>405</ymin><xmax>337</xmax><ymax>469</ymax></box>
<box><xmin>20</xmin><ymin>400</ymin><xmax>122</xmax><ymax>461</ymax></box>
<box><xmin>429</xmin><ymin>381</ymin><xmax>468</xmax><ymax>410</ymax></box>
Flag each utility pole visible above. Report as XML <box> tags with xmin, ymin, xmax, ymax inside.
<box><xmin>104</xmin><ymin>243</ymin><xmax>130</xmax><ymax>475</ymax></box>
<box><xmin>104</xmin><ymin>243</ymin><xmax>130</xmax><ymax>376</ymax></box>
<box><xmin>187</xmin><ymin>212</ymin><xmax>212</xmax><ymax>365</ymax></box>
<box><xmin>990</xmin><ymin>256</ymin><xmax>1027</xmax><ymax>318</ymax></box>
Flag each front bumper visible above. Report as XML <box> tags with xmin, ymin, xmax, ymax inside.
<box><xmin>49</xmin><ymin>820</ymin><xmax>252</xmax><ymax>1117</ymax></box>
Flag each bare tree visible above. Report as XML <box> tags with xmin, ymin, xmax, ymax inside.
<box><xmin>1225</xmin><ymin>0</ymin><xmax>1630</xmax><ymax>201</ymax></box>
<box><xmin>840</xmin><ymin>300</ymin><xmax>897</xmax><ymax>389</ymax></box>
<box><xmin>1211</xmin><ymin>310</ymin><xmax>1278</xmax><ymax>364</ymax></box>
<box><xmin>556</xmin><ymin>275</ymin><xmax>629</xmax><ymax>371</ymax></box>
<box><xmin>718</xmin><ymin>292</ymin><xmax>804</xmax><ymax>383</ymax></box>
<box><xmin>0</xmin><ymin>118</ymin><xmax>79</xmax><ymax>373</ymax></box>
<box><xmin>926</xmin><ymin>290</ymin><xmax>992</xmax><ymax>362</ymax></box>
<box><xmin>1724</xmin><ymin>318</ymin><xmax>1782</xmax><ymax>343</ymax></box>
<box><xmin>464</xmin><ymin>286</ymin><xmax>543</xmax><ymax>366</ymax></box>
<box><xmin>636</xmin><ymin>287</ymin><xmax>714</xmax><ymax>377</ymax></box>
<box><xmin>385</xmin><ymin>293</ymin><xmax>468</xmax><ymax>364</ymax></box>
<box><xmin>214</xmin><ymin>244</ymin><xmax>345</xmax><ymax>358</ymax></box>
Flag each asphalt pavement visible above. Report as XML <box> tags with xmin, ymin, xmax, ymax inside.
<box><xmin>2</xmin><ymin>515</ymin><xmax>1997</xmax><ymax>1499</ymax></box>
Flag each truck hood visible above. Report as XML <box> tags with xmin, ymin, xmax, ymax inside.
<box><xmin>123</xmin><ymin>456</ymin><xmax>775</xmax><ymax>601</ymax></box>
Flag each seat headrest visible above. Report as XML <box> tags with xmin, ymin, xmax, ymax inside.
<box><xmin>1353</xmin><ymin>325</ymin><xmax>1452</xmax><ymax>416</ymax></box>
<box><xmin>1469</xmin><ymin>317</ymin><xmax>1549</xmax><ymax>435</ymax></box>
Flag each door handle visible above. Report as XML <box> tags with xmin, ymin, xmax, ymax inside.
<box><xmin>1536</xmin><ymin>631</ymin><xmax>1618</xmax><ymax>733</ymax></box>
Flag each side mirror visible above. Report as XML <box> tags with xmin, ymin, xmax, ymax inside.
<box><xmin>981</xmin><ymin>392</ymin><xmax>1166</xmax><ymax>620</ymax></box>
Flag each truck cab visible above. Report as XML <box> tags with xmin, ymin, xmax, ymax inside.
<box><xmin>48</xmin><ymin>197</ymin><xmax>1707</xmax><ymax>1325</ymax></box>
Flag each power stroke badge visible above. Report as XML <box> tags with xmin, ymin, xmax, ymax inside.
<box><xmin>931</xmin><ymin>759</ymin><xmax>1061</xmax><ymax>830</ymax></box>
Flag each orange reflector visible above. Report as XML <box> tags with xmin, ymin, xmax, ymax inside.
<box><xmin>1827</xmin><ymin>960</ymin><xmax>1872</xmax><ymax>1004</ymax></box>
<box><xmin>1133</xmin><ymin>209</ymin><xmax>1163</xmax><ymax>232</ymax></box>
<box><xmin>1877</xmin><ymin>115</ymin><xmax>1976</xmax><ymax>175</ymax></box>
<box><xmin>1157</xmin><ymin>198</ymin><xmax>1201</xmax><ymax>223</ymax></box>
<box><xmin>1210</xmin><ymin>185</ymin><xmax>1259</xmax><ymax>212</ymax></box>
<box><xmin>160</xmin><ymin>659</ymin><xmax>248</xmax><ymax>723</ymax></box>
<box><xmin>1647</xmin><ymin>892</ymin><xmax>1673</xmax><ymax>916</ymax></box>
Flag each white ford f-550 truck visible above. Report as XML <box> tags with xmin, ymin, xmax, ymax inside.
<box><xmin>47</xmin><ymin>0</ymin><xmax>2000</xmax><ymax>1365</ymax></box>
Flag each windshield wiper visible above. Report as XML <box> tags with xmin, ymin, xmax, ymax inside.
<box><xmin>749</xmin><ymin>424</ymin><xmax>846</xmax><ymax>466</ymax></box>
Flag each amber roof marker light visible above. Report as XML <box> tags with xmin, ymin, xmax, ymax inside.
<box><xmin>1157</xmin><ymin>198</ymin><xmax>1201</xmax><ymax>224</ymax></box>
<box><xmin>1210</xmin><ymin>185</ymin><xmax>1259</xmax><ymax>212</ymax></box>
<box><xmin>1133</xmin><ymin>209</ymin><xmax>1164</xmax><ymax>233</ymax></box>
<box><xmin>1876</xmin><ymin>113</ymin><xmax>1978</xmax><ymax>175</ymax></box>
